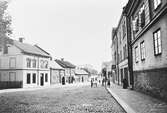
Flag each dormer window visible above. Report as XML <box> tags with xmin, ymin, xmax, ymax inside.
<box><xmin>154</xmin><ymin>0</ymin><xmax>161</xmax><ymax>9</ymax></box>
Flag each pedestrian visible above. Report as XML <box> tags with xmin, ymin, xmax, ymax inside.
<box><xmin>107</xmin><ymin>79</ymin><xmax>110</xmax><ymax>87</ymax></box>
<box><xmin>122</xmin><ymin>78</ymin><xmax>128</xmax><ymax>89</ymax></box>
<box><xmin>91</xmin><ymin>79</ymin><xmax>93</xmax><ymax>88</ymax></box>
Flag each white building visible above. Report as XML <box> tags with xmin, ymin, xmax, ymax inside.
<box><xmin>0</xmin><ymin>39</ymin><xmax>51</xmax><ymax>89</ymax></box>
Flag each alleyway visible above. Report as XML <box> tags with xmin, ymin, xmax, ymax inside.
<box><xmin>0</xmin><ymin>85</ymin><xmax>125</xmax><ymax>113</ymax></box>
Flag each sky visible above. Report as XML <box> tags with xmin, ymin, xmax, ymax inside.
<box><xmin>7</xmin><ymin>0</ymin><xmax>128</xmax><ymax>71</ymax></box>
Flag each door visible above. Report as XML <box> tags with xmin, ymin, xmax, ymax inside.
<box><xmin>124</xmin><ymin>68</ymin><xmax>129</xmax><ymax>86</ymax></box>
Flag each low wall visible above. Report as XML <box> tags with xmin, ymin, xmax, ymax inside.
<box><xmin>134</xmin><ymin>67</ymin><xmax>167</xmax><ymax>102</ymax></box>
<box><xmin>0</xmin><ymin>81</ymin><xmax>23</xmax><ymax>89</ymax></box>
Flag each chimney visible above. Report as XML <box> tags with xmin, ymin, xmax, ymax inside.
<box><xmin>61</xmin><ymin>58</ymin><xmax>64</xmax><ymax>61</ymax></box>
<box><xmin>19</xmin><ymin>37</ymin><xmax>24</xmax><ymax>43</ymax></box>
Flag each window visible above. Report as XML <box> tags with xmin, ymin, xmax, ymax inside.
<box><xmin>45</xmin><ymin>61</ymin><xmax>48</xmax><ymax>68</ymax></box>
<box><xmin>9</xmin><ymin>57</ymin><xmax>16</xmax><ymax>68</ymax></box>
<box><xmin>32</xmin><ymin>59</ymin><xmax>36</xmax><ymax>68</ymax></box>
<box><xmin>154</xmin><ymin>0</ymin><xmax>161</xmax><ymax>9</ymax></box>
<box><xmin>27</xmin><ymin>73</ymin><xmax>31</xmax><ymax>84</ymax></box>
<box><xmin>45</xmin><ymin>73</ymin><xmax>48</xmax><ymax>82</ymax></box>
<box><xmin>9</xmin><ymin>72</ymin><xmax>16</xmax><ymax>81</ymax></box>
<box><xmin>32</xmin><ymin>73</ymin><xmax>36</xmax><ymax>83</ymax></box>
<box><xmin>139</xmin><ymin>5</ymin><xmax>145</xmax><ymax>28</ymax></box>
<box><xmin>135</xmin><ymin>46</ymin><xmax>139</xmax><ymax>63</ymax></box>
<box><xmin>40</xmin><ymin>60</ymin><xmax>44</xmax><ymax>68</ymax></box>
<box><xmin>26</xmin><ymin>58</ymin><xmax>31</xmax><ymax>68</ymax></box>
<box><xmin>123</xmin><ymin>21</ymin><xmax>126</xmax><ymax>38</ymax></box>
<box><xmin>153</xmin><ymin>29</ymin><xmax>162</xmax><ymax>55</ymax></box>
<box><xmin>140</xmin><ymin>41</ymin><xmax>145</xmax><ymax>60</ymax></box>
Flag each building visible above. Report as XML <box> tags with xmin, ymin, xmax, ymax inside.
<box><xmin>50</xmin><ymin>60</ymin><xmax>65</xmax><ymax>84</ymax></box>
<box><xmin>111</xmin><ymin>28</ymin><xmax>118</xmax><ymax>84</ymax></box>
<box><xmin>111</xmin><ymin>8</ymin><xmax>131</xmax><ymax>87</ymax></box>
<box><xmin>55</xmin><ymin>59</ymin><xmax>75</xmax><ymax>84</ymax></box>
<box><xmin>0</xmin><ymin>38</ymin><xmax>51</xmax><ymax>89</ymax></box>
<box><xmin>75</xmin><ymin>68</ymin><xmax>89</xmax><ymax>82</ymax></box>
<box><xmin>124</xmin><ymin>0</ymin><xmax>167</xmax><ymax>100</ymax></box>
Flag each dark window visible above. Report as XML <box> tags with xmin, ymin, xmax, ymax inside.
<box><xmin>140</xmin><ymin>41</ymin><xmax>145</xmax><ymax>60</ymax></box>
<box><xmin>153</xmin><ymin>29</ymin><xmax>162</xmax><ymax>55</ymax></box>
<box><xmin>33</xmin><ymin>73</ymin><xmax>36</xmax><ymax>83</ymax></box>
<box><xmin>27</xmin><ymin>73</ymin><xmax>31</xmax><ymax>84</ymax></box>
<box><xmin>45</xmin><ymin>73</ymin><xmax>48</xmax><ymax>82</ymax></box>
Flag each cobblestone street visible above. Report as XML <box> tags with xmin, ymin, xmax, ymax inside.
<box><xmin>0</xmin><ymin>85</ymin><xmax>125</xmax><ymax>113</ymax></box>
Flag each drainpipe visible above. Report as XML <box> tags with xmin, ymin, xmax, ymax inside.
<box><xmin>126</xmin><ymin>14</ymin><xmax>134</xmax><ymax>90</ymax></box>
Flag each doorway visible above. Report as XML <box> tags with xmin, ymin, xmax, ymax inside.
<box><xmin>40</xmin><ymin>74</ymin><xmax>44</xmax><ymax>86</ymax></box>
<box><xmin>62</xmin><ymin>76</ymin><xmax>65</xmax><ymax>85</ymax></box>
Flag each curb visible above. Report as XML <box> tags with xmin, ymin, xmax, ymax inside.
<box><xmin>106</xmin><ymin>87</ymin><xmax>136</xmax><ymax>113</ymax></box>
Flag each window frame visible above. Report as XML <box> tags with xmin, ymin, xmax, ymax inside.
<box><xmin>32</xmin><ymin>73</ymin><xmax>36</xmax><ymax>83</ymax></box>
<box><xmin>26</xmin><ymin>58</ymin><xmax>31</xmax><ymax>68</ymax></box>
<box><xmin>27</xmin><ymin>73</ymin><xmax>31</xmax><ymax>84</ymax></box>
<box><xmin>135</xmin><ymin>46</ymin><xmax>139</xmax><ymax>63</ymax></box>
<box><xmin>140</xmin><ymin>41</ymin><xmax>146</xmax><ymax>61</ymax></box>
<box><xmin>9</xmin><ymin>57</ymin><xmax>16</xmax><ymax>68</ymax></box>
<box><xmin>153</xmin><ymin>29</ymin><xmax>162</xmax><ymax>56</ymax></box>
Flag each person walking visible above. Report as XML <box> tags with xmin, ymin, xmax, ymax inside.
<box><xmin>91</xmin><ymin>79</ymin><xmax>93</xmax><ymax>88</ymax></box>
<box><xmin>107</xmin><ymin>79</ymin><xmax>110</xmax><ymax>87</ymax></box>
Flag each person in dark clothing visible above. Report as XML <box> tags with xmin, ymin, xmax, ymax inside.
<box><xmin>122</xmin><ymin>78</ymin><xmax>128</xmax><ymax>89</ymax></box>
<box><xmin>91</xmin><ymin>79</ymin><xmax>93</xmax><ymax>88</ymax></box>
<box><xmin>107</xmin><ymin>79</ymin><xmax>110</xmax><ymax>87</ymax></box>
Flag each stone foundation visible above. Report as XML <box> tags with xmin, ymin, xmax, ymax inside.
<box><xmin>0</xmin><ymin>81</ymin><xmax>23</xmax><ymax>89</ymax></box>
<box><xmin>134</xmin><ymin>68</ymin><xmax>167</xmax><ymax>102</ymax></box>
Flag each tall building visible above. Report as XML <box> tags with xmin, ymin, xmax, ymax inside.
<box><xmin>124</xmin><ymin>0</ymin><xmax>167</xmax><ymax>100</ymax></box>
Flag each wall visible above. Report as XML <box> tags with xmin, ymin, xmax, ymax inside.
<box><xmin>134</xmin><ymin>68</ymin><xmax>167</xmax><ymax>101</ymax></box>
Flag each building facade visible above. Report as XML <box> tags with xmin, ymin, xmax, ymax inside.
<box><xmin>124</xmin><ymin>0</ymin><xmax>167</xmax><ymax>100</ymax></box>
<box><xmin>111</xmin><ymin>10</ymin><xmax>131</xmax><ymax>87</ymax></box>
<box><xmin>55</xmin><ymin>59</ymin><xmax>75</xmax><ymax>84</ymax></box>
<box><xmin>0</xmin><ymin>39</ymin><xmax>51</xmax><ymax>89</ymax></box>
<box><xmin>75</xmin><ymin>68</ymin><xmax>89</xmax><ymax>83</ymax></box>
<box><xmin>50</xmin><ymin>60</ymin><xmax>65</xmax><ymax>84</ymax></box>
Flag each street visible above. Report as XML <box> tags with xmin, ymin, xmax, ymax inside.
<box><xmin>0</xmin><ymin>85</ymin><xmax>125</xmax><ymax>113</ymax></box>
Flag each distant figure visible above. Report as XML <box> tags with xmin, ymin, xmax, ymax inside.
<box><xmin>107</xmin><ymin>79</ymin><xmax>110</xmax><ymax>87</ymax></box>
<box><xmin>91</xmin><ymin>79</ymin><xmax>93</xmax><ymax>88</ymax></box>
<box><xmin>122</xmin><ymin>78</ymin><xmax>128</xmax><ymax>89</ymax></box>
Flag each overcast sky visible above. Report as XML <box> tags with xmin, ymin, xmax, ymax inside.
<box><xmin>7</xmin><ymin>0</ymin><xmax>128</xmax><ymax>71</ymax></box>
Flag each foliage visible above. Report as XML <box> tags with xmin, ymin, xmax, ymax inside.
<box><xmin>0</xmin><ymin>1</ymin><xmax>12</xmax><ymax>37</ymax></box>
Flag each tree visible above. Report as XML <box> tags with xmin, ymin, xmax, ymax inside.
<box><xmin>0</xmin><ymin>1</ymin><xmax>13</xmax><ymax>53</ymax></box>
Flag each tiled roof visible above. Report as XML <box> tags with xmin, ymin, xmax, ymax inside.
<box><xmin>50</xmin><ymin>60</ymin><xmax>64</xmax><ymax>70</ymax></box>
<box><xmin>75</xmin><ymin>69</ymin><xmax>88</xmax><ymax>75</ymax></box>
<box><xmin>55</xmin><ymin>59</ymin><xmax>76</xmax><ymax>68</ymax></box>
<box><xmin>13</xmin><ymin>40</ymin><xmax>50</xmax><ymax>57</ymax></box>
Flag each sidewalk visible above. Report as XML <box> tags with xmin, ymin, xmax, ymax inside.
<box><xmin>0</xmin><ymin>82</ymin><xmax>89</xmax><ymax>94</ymax></box>
<box><xmin>106</xmin><ymin>83</ymin><xmax>167</xmax><ymax>113</ymax></box>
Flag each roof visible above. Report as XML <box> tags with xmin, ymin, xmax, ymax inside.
<box><xmin>50</xmin><ymin>60</ymin><xmax>64</xmax><ymax>70</ymax></box>
<box><xmin>55</xmin><ymin>59</ymin><xmax>76</xmax><ymax>68</ymax></box>
<box><xmin>13</xmin><ymin>40</ymin><xmax>50</xmax><ymax>57</ymax></box>
<box><xmin>75</xmin><ymin>69</ymin><xmax>88</xmax><ymax>75</ymax></box>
